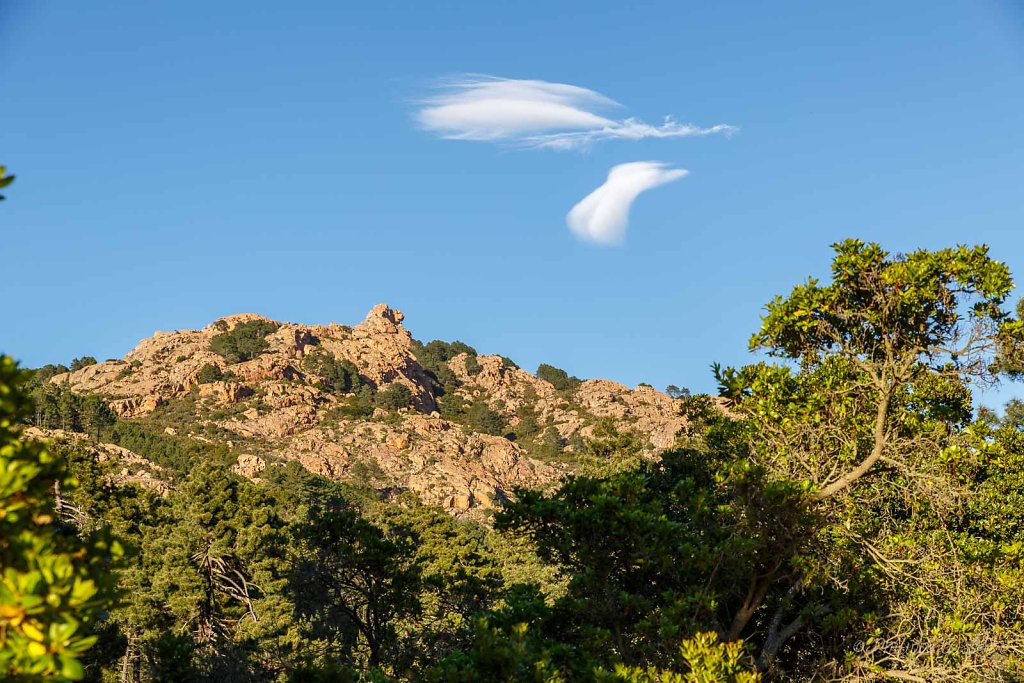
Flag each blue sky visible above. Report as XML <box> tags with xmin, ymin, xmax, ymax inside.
<box><xmin>2</xmin><ymin>1</ymin><xmax>1023</xmax><ymax>406</ymax></box>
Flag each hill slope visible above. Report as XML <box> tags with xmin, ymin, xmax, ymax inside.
<box><xmin>47</xmin><ymin>304</ymin><xmax>693</xmax><ymax>515</ymax></box>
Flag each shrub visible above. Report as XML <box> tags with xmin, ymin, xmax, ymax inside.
<box><xmin>376</xmin><ymin>383</ymin><xmax>413</xmax><ymax>410</ymax></box>
<box><xmin>302</xmin><ymin>351</ymin><xmax>361</xmax><ymax>395</ymax></box>
<box><xmin>466</xmin><ymin>400</ymin><xmax>506</xmax><ymax>436</ymax></box>
<box><xmin>536</xmin><ymin>363</ymin><xmax>581</xmax><ymax>392</ymax></box>
<box><xmin>413</xmin><ymin>340</ymin><xmax>478</xmax><ymax>397</ymax></box>
<box><xmin>197</xmin><ymin>363</ymin><xmax>223</xmax><ymax>384</ymax></box>
<box><xmin>70</xmin><ymin>356</ymin><xmax>97</xmax><ymax>372</ymax></box>
<box><xmin>209</xmin><ymin>319</ymin><xmax>280</xmax><ymax>364</ymax></box>
<box><xmin>465</xmin><ymin>355</ymin><xmax>482</xmax><ymax>376</ymax></box>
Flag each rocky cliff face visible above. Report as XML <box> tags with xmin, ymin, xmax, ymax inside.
<box><xmin>49</xmin><ymin>305</ymin><xmax>694</xmax><ymax>516</ymax></box>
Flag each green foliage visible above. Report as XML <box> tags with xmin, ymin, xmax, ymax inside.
<box><xmin>599</xmin><ymin>632</ymin><xmax>760</xmax><ymax>682</ymax></box>
<box><xmin>26</xmin><ymin>365</ymin><xmax>69</xmax><ymax>390</ymax></box>
<box><xmin>437</xmin><ymin>391</ymin><xmax>509</xmax><ymax>436</ymax></box>
<box><xmin>0</xmin><ymin>165</ymin><xmax>14</xmax><ymax>201</ymax></box>
<box><xmin>0</xmin><ymin>356</ymin><xmax>124</xmax><ymax>680</ymax></box>
<box><xmin>468</xmin><ymin>401</ymin><xmax>508</xmax><ymax>437</ymax></box>
<box><xmin>412</xmin><ymin>340</ymin><xmax>477</xmax><ymax>398</ymax></box>
<box><xmin>423</xmin><ymin>620</ymin><xmax>567</xmax><ymax>682</ymax></box>
<box><xmin>496</xmin><ymin>439</ymin><xmax>806</xmax><ymax>672</ymax></box>
<box><xmin>705</xmin><ymin>239</ymin><xmax>1024</xmax><ymax>675</ymax></box>
<box><xmin>665</xmin><ymin>385</ymin><xmax>690</xmax><ymax>399</ymax></box>
<box><xmin>336</xmin><ymin>387</ymin><xmax>378</xmax><ymax>420</ymax></box>
<box><xmin>13</xmin><ymin>237</ymin><xmax>1024</xmax><ymax>680</ymax></box>
<box><xmin>209</xmin><ymin>320</ymin><xmax>280</xmax><ymax>364</ymax></box>
<box><xmin>535</xmin><ymin>364</ymin><xmax>581</xmax><ymax>392</ymax></box>
<box><xmin>27</xmin><ymin>384</ymin><xmax>116</xmax><ymax>439</ymax></box>
<box><xmin>107</xmin><ymin>415</ymin><xmax>234</xmax><ymax>474</ymax></box>
<box><xmin>290</xmin><ymin>494</ymin><xmax>422</xmax><ymax>671</ymax></box>
<box><xmin>302</xmin><ymin>351</ymin><xmax>362</xmax><ymax>395</ymax></box>
<box><xmin>197</xmin><ymin>363</ymin><xmax>223</xmax><ymax>384</ymax></box>
<box><xmin>68</xmin><ymin>358</ymin><xmax>96</xmax><ymax>373</ymax></box>
<box><xmin>376</xmin><ymin>383</ymin><xmax>413</xmax><ymax>411</ymax></box>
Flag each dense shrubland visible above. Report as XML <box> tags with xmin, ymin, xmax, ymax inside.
<box><xmin>5</xmin><ymin>239</ymin><xmax>1024</xmax><ymax>681</ymax></box>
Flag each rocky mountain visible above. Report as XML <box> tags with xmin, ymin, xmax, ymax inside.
<box><xmin>46</xmin><ymin>304</ymin><xmax>695</xmax><ymax>516</ymax></box>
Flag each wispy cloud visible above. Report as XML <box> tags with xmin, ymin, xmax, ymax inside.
<box><xmin>417</xmin><ymin>76</ymin><xmax>735</xmax><ymax>150</ymax></box>
<box><xmin>567</xmin><ymin>162</ymin><xmax>688</xmax><ymax>245</ymax></box>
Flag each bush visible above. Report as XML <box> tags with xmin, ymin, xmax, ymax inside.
<box><xmin>536</xmin><ymin>363</ymin><xmax>581</xmax><ymax>392</ymax></box>
<box><xmin>209</xmin><ymin>319</ymin><xmax>280</xmax><ymax>364</ymax></box>
<box><xmin>413</xmin><ymin>339</ymin><xmax>481</xmax><ymax>398</ymax></box>
<box><xmin>302</xmin><ymin>351</ymin><xmax>361</xmax><ymax>395</ymax></box>
<box><xmin>466</xmin><ymin>400</ymin><xmax>507</xmax><ymax>436</ymax></box>
<box><xmin>70</xmin><ymin>356</ymin><xmax>97</xmax><ymax>372</ymax></box>
<box><xmin>197</xmin><ymin>363</ymin><xmax>223</xmax><ymax>384</ymax></box>
<box><xmin>376</xmin><ymin>383</ymin><xmax>413</xmax><ymax>410</ymax></box>
<box><xmin>465</xmin><ymin>355</ymin><xmax>482</xmax><ymax>376</ymax></box>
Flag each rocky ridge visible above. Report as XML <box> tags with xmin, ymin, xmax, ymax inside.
<box><xmin>49</xmin><ymin>305</ymin><xmax>693</xmax><ymax>516</ymax></box>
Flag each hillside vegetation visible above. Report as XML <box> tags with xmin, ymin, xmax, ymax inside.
<box><xmin>5</xmin><ymin>239</ymin><xmax>1024</xmax><ymax>681</ymax></box>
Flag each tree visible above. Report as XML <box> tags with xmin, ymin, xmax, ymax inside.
<box><xmin>412</xmin><ymin>340</ymin><xmax>476</xmax><ymax>398</ymax></box>
<box><xmin>598</xmin><ymin>632</ymin><xmax>760</xmax><ymax>682</ymax></box>
<box><xmin>69</xmin><ymin>357</ymin><xmax>97</xmax><ymax>373</ymax></box>
<box><xmin>665</xmin><ymin>385</ymin><xmax>690</xmax><ymax>399</ymax></box>
<box><xmin>197</xmin><ymin>363</ymin><xmax>223</xmax><ymax>384</ymax></box>
<box><xmin>716</xmin><ymin>239</ymin><xmax>1022</xmax><ymax>501</ymax></box>
<box><xmin>497</xmin><ymin>439</ymin><xmax>804</xmax><ymax>674</ymax></box>
<box><xmin>376</xmin><ymin>383</ymin><xmax>413</xmax><ymax>411</ymax></box>
<box><xmin>302</xmin><ymin>351</ymin><xmax>361</xmax><ymax>395</ymax></box>
<box><xmin>710</xmin><ymin>239</ymin><xmax>1024</xmax><ymax>672</ymax></box>
<box><xmin>0</xmin><ymin>355</ymin><xmax>124</xmax><ymax>680</ymax></box>
<box><xmin>118</xmin><ymin>461</ymin><xmax>294</xmax><ymax>680</ymax></box>
<box><xmin>209</xmin><ymin>320</ymin><xmax>280</xmax><ymax>364</ymax></box>
<box><xmin>289</xmin><ymin>495</ymin><xmax>422</xmax><ymax>672</ymax></box>
<box><xmin>535</xmin><ymin>364</ymin><xmax>581</xmax><ymax>392</ymax></box>
<box><xmin>465</xmin><ymin>399</ymin><xmax>506</xmax><ymax>437</ymax></box>
<box><xmin>80</xmin><ymin>394</ymin><xmax>115</xmax><ymax>440</ymax></box>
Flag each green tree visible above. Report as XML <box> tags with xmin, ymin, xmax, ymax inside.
<box><xmin>209</xmin><ymin>320</ymin><xmax>280</xmax><ymax>364</ymax></box>
<box><xmin>197</xmin><ymin>363</ymin><xmax>223</xmax><ymax>384</ymax></box>
<box><xmin>665</xmin><ymin>385</ymin><xmax>690</xmax><ymax>399</ymax></box>
<box><xmin>79</xmin><ymin>395</ymin><xmax>115</xmax><ymax>440</ymax></box>
<box><xmin>598</xmin><ymin>632</ymin><xmax>760</xmax><ymax>683</ymax></box>
<box><xmin>0</xmin><ymin>356</ymin><xmax>125</xmax><ymax>680</ymax></box>
<box><xmin>412</xmin><ymin>340</ymin><xmax>477</xmax><ymax>398</ymax></box>
<box><xmin>68</xmin><ymin>358</ymin><xmax>96</xmax><ymax>373</ymax></box>
<box><xmin>376</xmin><ymin>383</ymin><xmax>413</xmax><ymax>411</ymax></box>
<box><xmin>497</xmin><ymin>440</ymin><xmax>803</xmax><ymax>673</ymax></box>
<box><xmin>535</xmin><ymin>364</ymin><xmax>581</xmax><ymax>392</ymax></box>
<box><xmin>302</xmin><ymin>351</ymin><xmax>362</xmax><ymax>395</ymax></box>
<box><xmin>289</xmin><ymin>494</ymin><xmax>422</xmax><ymax>672</ymax></box>
<box><xmin>710</xmin><ymin>239</ymin><xmax>1024</xmax><ymax>673</ymax></box>
<box><xmin>113</xmin><ymin>461</ymin><xmax>294</xmax><ymax>680</ymax></box>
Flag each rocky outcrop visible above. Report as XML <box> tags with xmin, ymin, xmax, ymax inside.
<box><xmin>47</xmin><ymin>305</ymin><xmax>697</xmax><ymax>516</ymax></box>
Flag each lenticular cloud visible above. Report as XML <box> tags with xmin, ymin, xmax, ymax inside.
<box><xmin>417</xmin><ymin>76</ymin><xmax>735</xmax><ymax>150</ymax></box>
<box><xmin>567</xmin><ymin>162</ymin><xmax>688</xmax><ymax>245</ymax></box>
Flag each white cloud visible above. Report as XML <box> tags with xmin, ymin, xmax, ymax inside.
<box><xmin>417</xmin><ymin>76</ymin><xmax>735</xmax><ymax>150</ymax></box>
<box><xmin>567</xmin><ymin>162</ymin><xmax>688</xmax><ymax>245</ymax></box>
